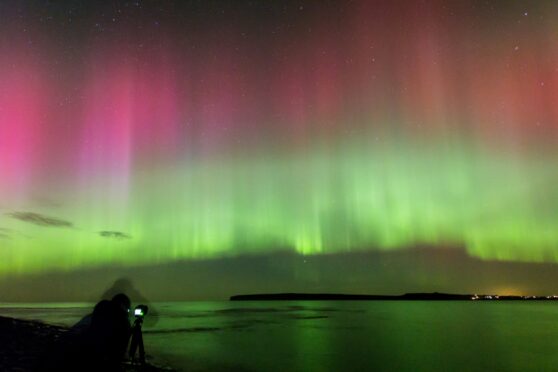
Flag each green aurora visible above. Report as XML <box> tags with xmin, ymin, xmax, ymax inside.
<box><xmin>2</xmin><ymin>133</ymin><xmax>557</xmax><ymax>275</ymax></box>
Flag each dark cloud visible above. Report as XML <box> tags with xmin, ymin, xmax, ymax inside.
<box><xmin>6</xmin><ymin>211</ymin><xmax>73</xmax><ymax>228</ymax></box>
<box><xmin>99</xmin><ymin>231</ymin><xmax>131</xmax><ymax>239</ymax></box>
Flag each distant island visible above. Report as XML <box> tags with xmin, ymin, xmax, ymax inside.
<box><xmin>230</xmin><ymin>292</ymin><xmax>558</xmax><ymax>301</ymax></box>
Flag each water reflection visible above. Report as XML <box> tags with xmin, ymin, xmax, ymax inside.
<box><xmin>3</xmin><ymin>302</ymin><xmax>558</xmax><ymax>371</ymax></box>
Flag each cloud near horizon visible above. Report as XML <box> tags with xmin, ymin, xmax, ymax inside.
<box><xmin>6</xmin><ymin>212</ymin><xmax>73</xmax><ymax>228</ymax></box>
<box><xmin>98</xmin><ymin>231</ymin><xmax>132</xmax><ymax>240</ymax></box>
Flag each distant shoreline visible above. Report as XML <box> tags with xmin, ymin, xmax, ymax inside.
<box><xmin>230</xmin><ymin>292</ymin><xmax>558</xmax><ymax>301</ymax></box>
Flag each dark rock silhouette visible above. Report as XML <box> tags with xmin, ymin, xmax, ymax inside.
<box><xmin>0</xmin><ymin>316</ymin><xmax>65</xmax><ymax>371</ymax></box>
<box><xmin>0</xmin><ymin>315</ymin><xmax>172</xmax><ymax>371</ymax></box>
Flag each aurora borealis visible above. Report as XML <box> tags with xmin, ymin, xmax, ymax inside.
<box><xmin>1</xmin><ymin>1</ymin><xmax>558</xmax><ymax>298</ymax></box>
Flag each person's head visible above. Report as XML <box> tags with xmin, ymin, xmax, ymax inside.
<box><xmin>111</xmin><ymin>293</ymin><xmax>131</xmax><ymax>314</ymax></box>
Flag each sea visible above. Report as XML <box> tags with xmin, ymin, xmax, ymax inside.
<box><xmin>1</xmin><ymin>301</ymin><xmax>558</xmax><ymax>371</ymax></box>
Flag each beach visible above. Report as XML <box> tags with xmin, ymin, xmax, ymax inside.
<box><xmin>0</xmin><ymin>315</ymin><xmax>172</xmax><ymax>371</ymax></box>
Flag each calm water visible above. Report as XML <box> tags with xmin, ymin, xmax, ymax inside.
<box><xmin>2</xmin><ymin>301</ymin><xmax>558</xmax><ymax>371</ymax></box>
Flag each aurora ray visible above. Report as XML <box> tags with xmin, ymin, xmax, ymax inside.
<box><xmin>1</xmin><ymin>1</ymin><xmax>558</xmax><ymax>278</ymax></box>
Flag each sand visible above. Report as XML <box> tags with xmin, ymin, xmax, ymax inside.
<box><xmin>0</xmin><ymin>316</ymin><xmax>173</xmax><ymax>371</ymax></box>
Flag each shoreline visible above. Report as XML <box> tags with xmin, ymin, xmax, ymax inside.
<box><xmin>230</xmin><ymin>292</ymin><xmax>554</xmax><ymax>301</ymax></box>
<box><xmin>0</xmin><ymin>315</ymin><xmax>174</xmax><ymax>371</ymax></box>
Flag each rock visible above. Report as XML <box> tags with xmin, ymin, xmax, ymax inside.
<box><xmin>0</xmin><ymin>316</ymin><xmax>173</xmax><ymax>372</ymax></box>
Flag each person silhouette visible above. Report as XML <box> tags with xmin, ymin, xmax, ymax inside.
<box><xmin>87</xmin><ymin>293</ymin><xmax>132</xmax><ymax>367</ymax></box>
<box><xmin>45</xmin><ymin>293</ymin><xmax>132</xmax><ymax>371</ymax></box>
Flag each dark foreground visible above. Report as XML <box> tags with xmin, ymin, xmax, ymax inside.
<box><xmin>0</xmin><ymin>316</ymin><xmax>173</xmax><ymax>372</ymax></box>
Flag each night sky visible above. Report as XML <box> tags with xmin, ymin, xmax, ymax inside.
<box><xmin>2</xmin><ymin>1</ymin><xmax>558</xmax><ymax>301</ymax></box>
